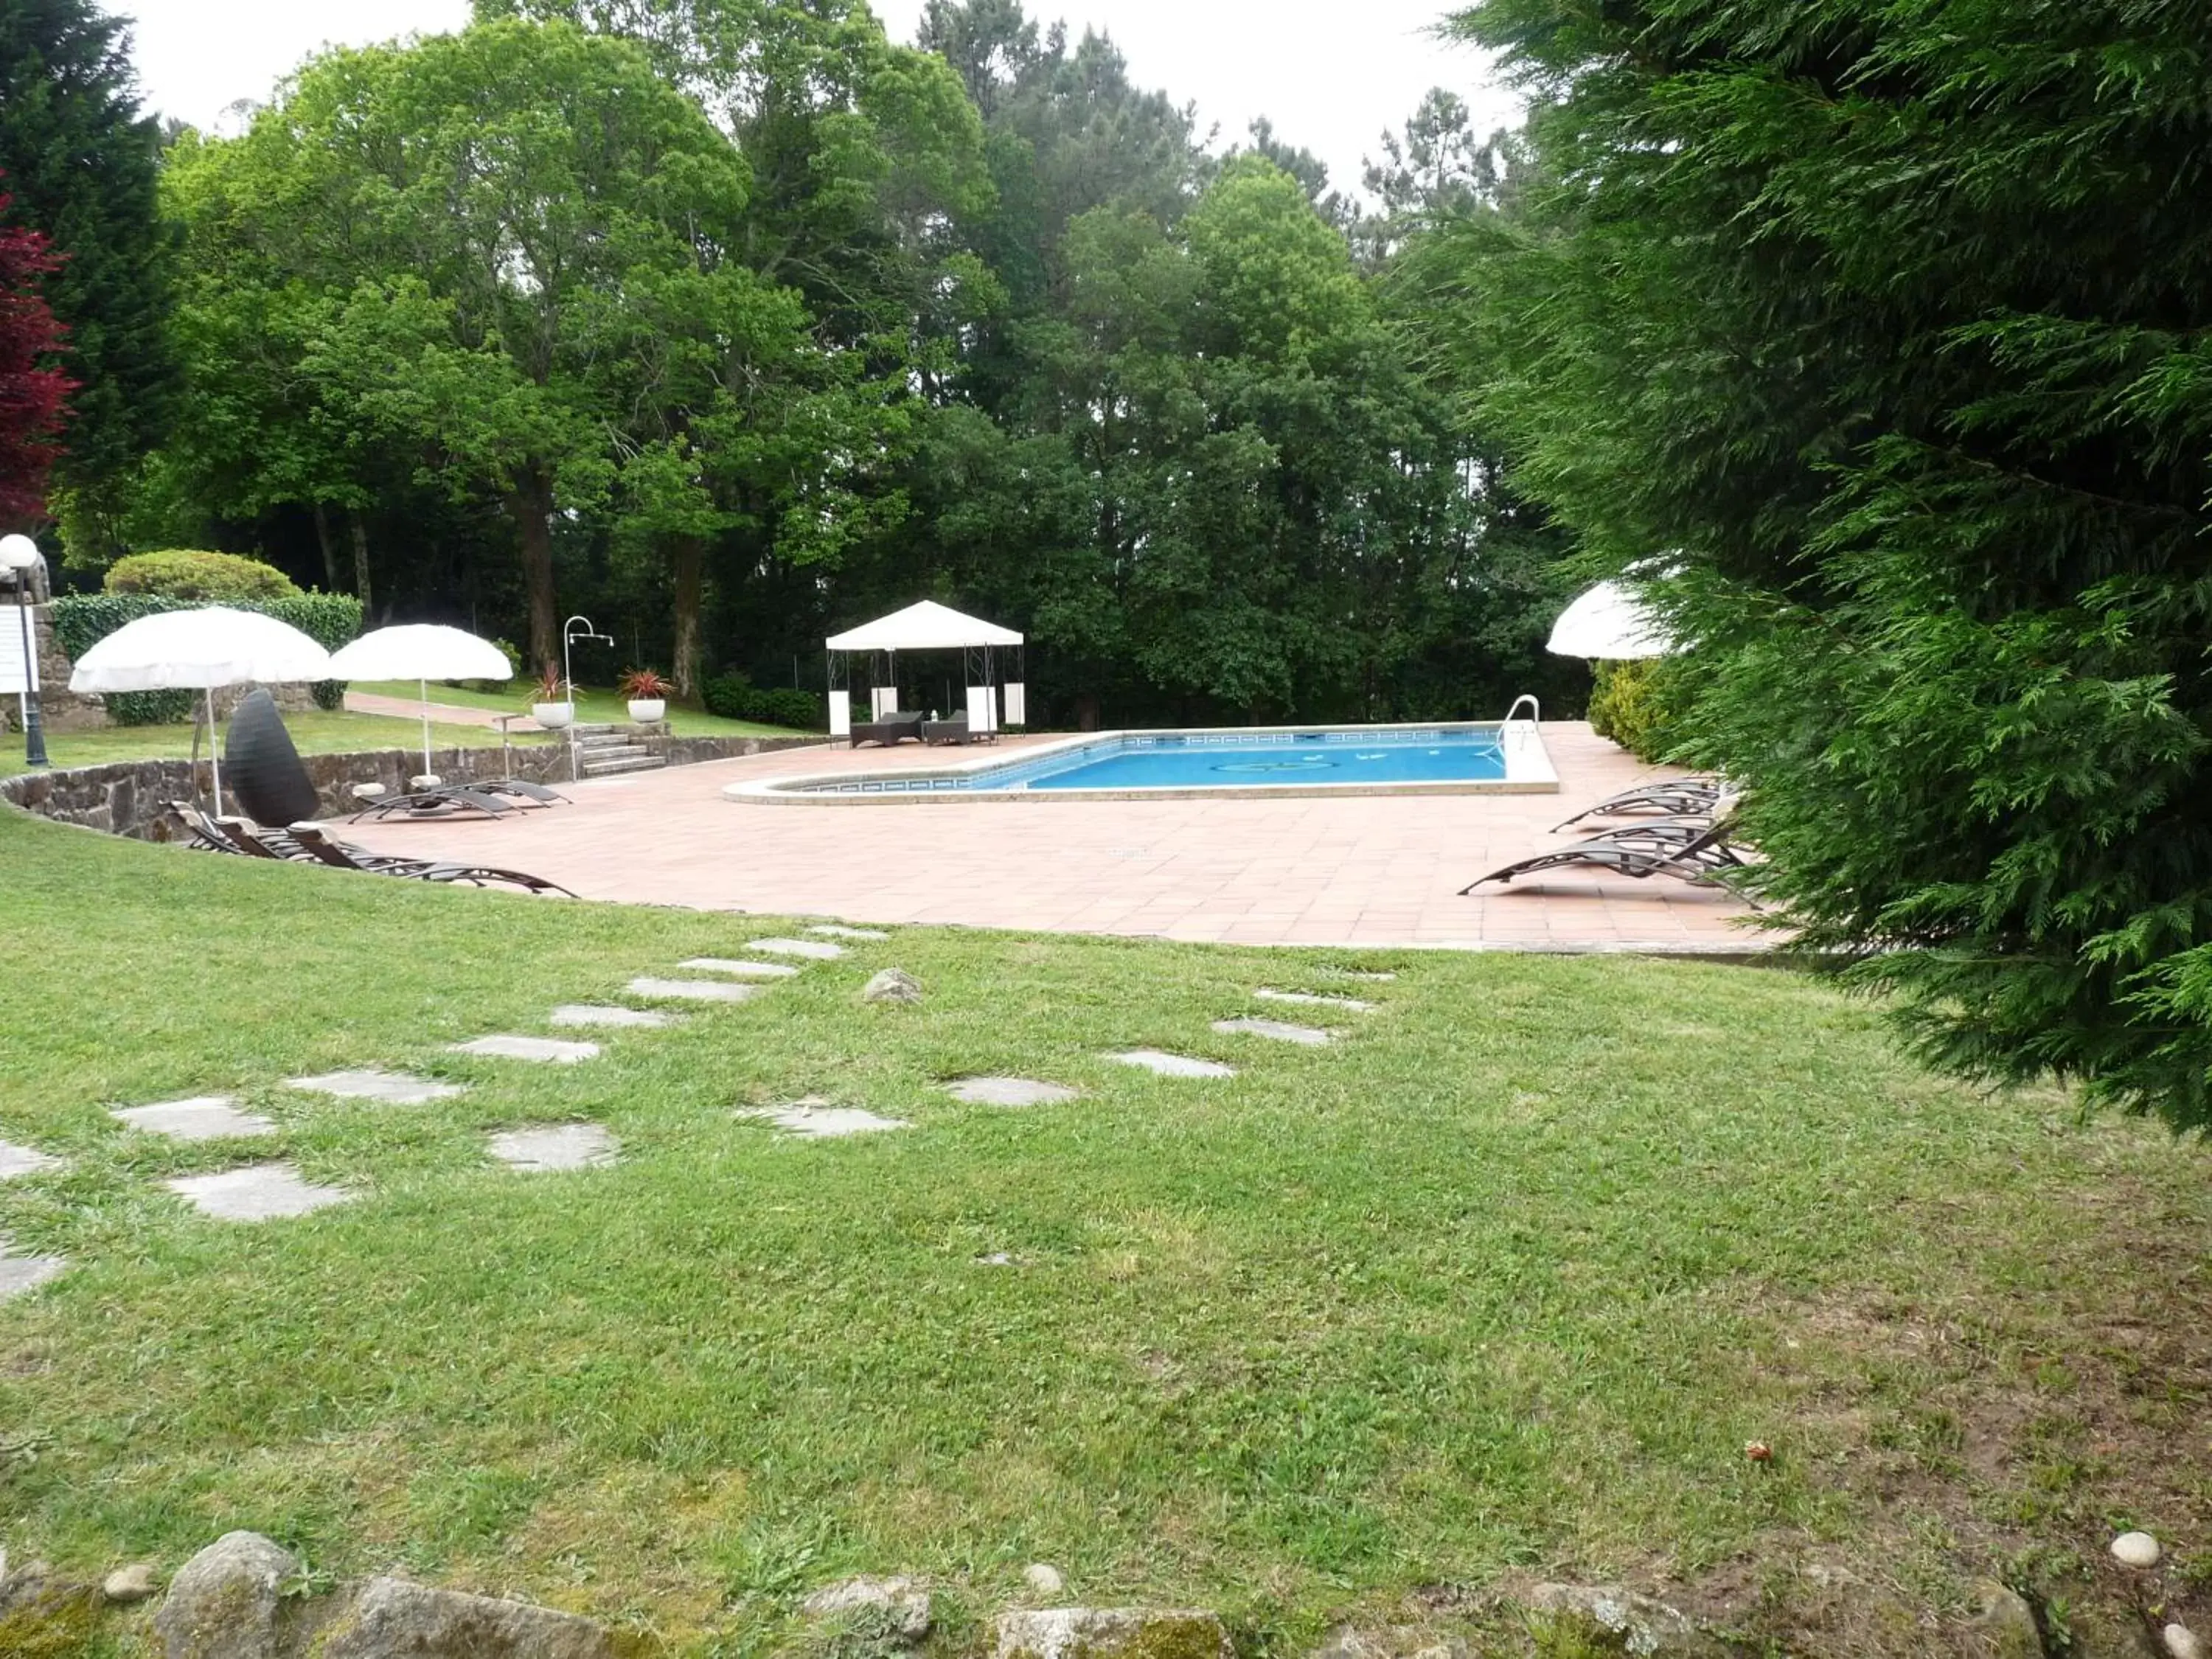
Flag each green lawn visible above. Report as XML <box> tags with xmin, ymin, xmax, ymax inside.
<box><xmin>13</xmin><ymin>707</ymin><xmax>545</xmax><ymax>774</ymax></box>
<box><xmin>0</xmin><ymin>808</ymin><xmax>2205</xmax><ymax>1656</ymax></box>
<box><xmin>353</xmin><ymin>678</ymin><xmax>805</xmax><ymax>739</ymax></box>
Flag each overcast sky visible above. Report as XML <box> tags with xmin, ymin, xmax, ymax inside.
<box><xmin>115</xmin><ymin>0</ymin><xmax>1520</xmax><ymax>202</ymax></box>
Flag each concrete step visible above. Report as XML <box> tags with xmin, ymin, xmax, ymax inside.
<box><xmin>581</xmin><ymin>754</ymin><xmax>667</xmax><ymax>778</ymax></box>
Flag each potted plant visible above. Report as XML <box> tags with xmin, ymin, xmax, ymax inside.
<box><xmin>620</xmin><ymin>667</ymin><xmax>670</xmax><ymax>724</ymax></box>
<box><xmin>529</xmin><ymin>666</ymin><xmax>574</xmax><ymax>729</ymax></box>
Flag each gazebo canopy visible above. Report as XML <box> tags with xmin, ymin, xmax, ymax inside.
<box><xmin>827</xmin><ymin>600</ymin><xmax>1023</xmax><ymax>653</ymax></box>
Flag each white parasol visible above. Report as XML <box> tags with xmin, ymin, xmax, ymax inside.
<box><xmin>1547</xmin><ymin>580</ymin><xmax>1674</xmax><ymax>659</ymax></box>
<box><xmin>69</xmin><ymin>607</ymin><xmax>333</xmax><ymax>809</ymax></box>
<box><xmin>326</xmin><ymin>624</ymin><xmax>512</xmax><ymax>781</ymax></box>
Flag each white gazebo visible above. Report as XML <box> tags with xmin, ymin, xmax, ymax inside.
<box><xmin>824</xmin><ymin>600</ymin><xmax>1026</xmax><ymax>737</ymax></box>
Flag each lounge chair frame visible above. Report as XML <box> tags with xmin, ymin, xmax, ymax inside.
<box><xmin>1461</xmin><ymin>815</ymin><xmax>1753</xmax><ymax>896</ymax></box>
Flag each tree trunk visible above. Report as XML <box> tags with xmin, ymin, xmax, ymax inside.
<box><xmin>670</xmin><ymin>533</ymin><xmax>705</xmax><ymax>700</ymax></box>
<box><xmin>312</xmin><ymin>501</ymin><xmax>341</xmax><ymax>592</ymax></box>
<box><xmin>504</xmin><ymin>469</ymin><xmax>558</xmax><ymax>675</ymax></box>
<box><xmin>347</xmin><ymin>509</ymin><xmax>374</xmax><ymax>616</ymax></box>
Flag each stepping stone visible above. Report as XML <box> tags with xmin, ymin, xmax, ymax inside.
<box><xmin>111</xmin><ymin>1096</ymin><xmax>276</xmax><ymax>1141</ymax></box>
<box><xmin>0</xmin><ymin>1139</ymin><xmax>66</xmax><ymax>1180</ymax></box>
<box><xmin>1328</xmin><ymin>970</ymin><xmax>1397</xmax><ymax>983</ymax></box>
<box><xmin>487</xmin><ymin>1124</ymin><xmax>619</xmax><ymax>1172</ymax></box>
<box><xmin>678</xmin><ymin>959</ymin><xmax>800</xmax><ymax>979</ymax></box>
<box><xmin>1256</xmin><ymin>988</ymin><xmax>1376</xmax><ymax>1013</ymax></box>
<box><xmin>945</xmin><ymin>1077</ymin><xmax>1079</xmax><ymax>1107</ymax></box>
<box><xmin>448</xmin><ymin>1034</ymin><xmax>602</xmax><ymax>1065</ymax></box>
<box><xmin>0</xmin><ymin>1244</ymin><xmax>64</xmax><ymax>1300</ymax></box>
<box><xmin>736</xmin><ymin>1099</ymin><xmax>911</xmax><ymax>1139</ymax></box>
<box><xmin>288</xmin><ymin>1069</ymin><xmax>465</xmax><ymax>1105</ymax></box>
<box><xmin>747</xmin><ymin>937</ymin><xmax>846</xmax><ymax>961</ymax></box>
<box><xmin>1107</xmin><ymin>1050</ymin><xmax>1237</xmax><ymax>1079</ymax></box>
<box><xmin>1213</xmin><ymin>1018</ymin><xmax>1334</xmax><ymax>1047</ymax></box>
<box><xmin>165</xmin><ymin>1163</ymin><xmax>353</xmax><ymax>1222</ymax></box>
<box><xmin>809</xmin><ymin>925</ymin><xmax>888</xmax><ymax>941</ymax></box>
<box><xmin>628</xmin><ymin>976</ymin><xmax>762</xmax><ymax>1004</ymax></box>
<box><xmin>551</xmin><ymin>1004</ymin><xmax>675</xmax><ymax>1029</ymax></box>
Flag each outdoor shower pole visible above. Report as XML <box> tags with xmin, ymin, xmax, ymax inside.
<box><xmin>562</xmin><ymin>614</ymin><xmax>612</xmax><ymax>783</ymax></box>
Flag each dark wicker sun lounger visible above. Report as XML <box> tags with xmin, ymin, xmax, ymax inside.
<box><xmin>850</xmin><ymin>711</ymin><xmax>925</xmax><ymax>748</ymax></box>
<box><xmin>923</xmin><ymin>715</ymin><xmax>973</xmax><ymax>745</ymax></box>
<box><xmin>348</xmin><ymin>785</ymin><xmax>524</xmax><ymax>823</ymax></box>
<box><xmin>287</xmin><ymin>823</ymin><xmax>574</xmax><ymax>897</ymax></box>
<box><xmin>1553</xmin><ymin>777</ymin><xmax>1723</xmax><ymax>832</ymax></box>
<box><xmin>1461</xmin><ymin>815</ymin><xmax>1751</xmax><ymax>894</ymax></box>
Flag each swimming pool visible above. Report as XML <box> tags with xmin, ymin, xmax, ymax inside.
<box><xmin>730</xmin><ymin>719</ymin><xmax>1558</xmax><ymax>803</ymax></box>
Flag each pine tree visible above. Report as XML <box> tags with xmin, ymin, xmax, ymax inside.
<box><xmin>0</xmin><ymin>0</ymin><xmax>175</xmax><ymax>541</ymax></box>
<box><xmin>1446</xmin><ymin>0</ymin><xmax>2212</xmax><ymax>1130</ymax></box>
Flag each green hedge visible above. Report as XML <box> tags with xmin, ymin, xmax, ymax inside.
<box><xmin>51</xmin><ymin>592</ymin><xmax>364</xmax><ymax>725</ymax></box>
<box><xmin>106</xmin><ymin>549</ymin><xmax>300</xmax><ymax>602</ymax></box>
<box><xmin>1587</xmin><ymin>657</ymin><xmax>1696</xmax><ymax>762</ymax></box>
<box><xmin>701</xmin><ymin>674</ymin><xmax>825</xmax><ymax>731</ymax></box>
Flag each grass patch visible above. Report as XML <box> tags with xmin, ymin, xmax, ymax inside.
<box><xmin>352</xmin><ymin>680</ymin><xmax>804</xmax><ymax>739</ymax></box>
<box><xmin>10</xmin><ymin>709</ymin><xmax>538</xmax><ymax>774</ymax></box>
<box><xmin>0</xmin><ymin>809</ymin><xmax>2205</xmax><ymax>1653</ymax></box>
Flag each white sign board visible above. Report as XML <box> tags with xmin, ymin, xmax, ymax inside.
<box><xmin>0</xmin><ymin>613</ymin><xmax>38</xmax><ymax>696</ymax></box>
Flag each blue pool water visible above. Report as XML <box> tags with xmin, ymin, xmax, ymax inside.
<box><xmin>802</xmin><ymin>727</ymin><xmax>1510</xmax><ymax>795</ymax></box>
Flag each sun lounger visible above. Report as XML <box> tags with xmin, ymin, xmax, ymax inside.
<box><xmin>922</xmin><ymin>715</ymin><xmax>973</xmax><ymax>745</ymax></box>
<box><xmin>850</xmin><ymin>711</ymin><xmax>925</xmax><ymax>748</ymax></box>
<box><xmin>347</xmin><ymin>783</ymin><xmax>523</xmax><ymax>822</ymax></box>
<box><xmin>1553</xmin><ymin>777</ymin><xmax>1722</xmax><ymax>832</ymax></box>
<box><xmin>1461</xmin><ymin>815</ymin><xmax>1752</xmax><ymax>894</ymax></box>
<box><xmin>286</xmin><ymin>823</ymin><xmax>574</xmax><ymax>897</ymax></box>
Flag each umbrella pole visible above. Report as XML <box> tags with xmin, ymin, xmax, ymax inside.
<box><xmin>420</xmin><ymin>678</ymin><xmax>433</xmax><ymax>782</ymax></box>
<box><xmin>206</xmin><ymin>691</ymin><xmax>223</xmax><ymax>814</ymax></box>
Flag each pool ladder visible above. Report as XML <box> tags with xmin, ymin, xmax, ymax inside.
<box><xmin>1501</xmin><ymin>694</ymin><xmax>1542</xmax><ymax>749</ymax></box>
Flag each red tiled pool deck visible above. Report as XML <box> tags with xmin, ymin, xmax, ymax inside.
<box><xmin>344</xmin><ymin>723</ymin><xmax>1765</xmax><ymax>953</ymax></box>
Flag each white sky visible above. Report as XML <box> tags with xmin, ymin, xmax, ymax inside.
<box><xmin>116</xmin><ymin>0</ymin><xmax>1520</xmax><ymax>201</ymax></box>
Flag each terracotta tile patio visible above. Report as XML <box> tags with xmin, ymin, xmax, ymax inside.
<box><xmin>342</xmin><ymin>722</ymin><xmax>1764</xmax><ymax>953</ymax></box>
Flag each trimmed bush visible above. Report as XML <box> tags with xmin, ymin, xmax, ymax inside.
<box><xmin>105</xmin><ymin>549</ymin><xmax>301</xmax><ymax>602</ymax></box>
<box><xmin>1587</xmin><ymin>658</ymin><xmax>1694</xmax><ymax>763</ymax></box>
<box><xmin>50</xmin><ymin>591</ymin><xmax>364</xmax><ymax>723</ymax></box>
<box><xmin>702</xmin><ymin>674</ymin><xmax>824</xmax><ymax>731</ymax></box>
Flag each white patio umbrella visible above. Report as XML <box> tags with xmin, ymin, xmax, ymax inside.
<box><xmin>1547</xmin><ymin>580</ymin><xmax>1674</xmax><ymax>659</ymax></box>
<box><xmin>69</xmin><ymin>606</ymin><xmax>333</xmax><ymax>808</ymax></box>
<box><xmin>326</xmin><ymin>623</ymin><xmax>512</xmax><ymax>781</ymax></box>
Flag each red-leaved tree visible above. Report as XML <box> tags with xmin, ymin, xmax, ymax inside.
<box><xmin>0</xmin><ymin>187</ymin><xmax>76</xmax><ymax>524</ymax></box>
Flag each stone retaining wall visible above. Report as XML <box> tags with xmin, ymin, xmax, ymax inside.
<box><xmin>1</xmin><ymin>734</ymin><xmax>823</xmax><ymax>841</ymax></box>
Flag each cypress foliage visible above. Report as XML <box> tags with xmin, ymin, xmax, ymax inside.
<box><xmin>0</xmin><ymin>0</ymin><xmax>176</xmax><ymax>530</ymax></box>
<box><xmin>1448</xmin><ymin>0</ymin><xmax>2212</xmax><ymax>1127</ymax></box>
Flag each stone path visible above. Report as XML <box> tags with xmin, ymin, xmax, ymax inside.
<box><xmin>945</xmin><ymin>1077</ymin><xmax>1080</xmax><ymax>1107</ymax></box>
<box><xmin>628</xmin><ymin>976</ymin><xmax>762</xmax><ymax>1003</ymax></box>
<box><xmin>449</xmin><ymin>1034</ymin><xmax>602</xmax><ymax>1065</ymax></box>
<box><xmin>111</xmin><ymin>1097</ymin><xmax>276</xmax><ymax>1141</ymax></box>
<box><xmin>1255</xmin><ymin>989</ymin><xmax>1374</xmax><ymax>1013</ymax></box>
<box><xmin>1</xmin><ymin>939</ymin><xmax>1399</xmax><ymax>1301</ymax></box>
<box><xmin>166</xmin><ymin>1164</ymin><xmax>353</xmax><ymax>1222</ymax></box>
<box><xmin>737</xmin><ymin>1102</ymin><xmax>911</xmax><ymax>1138</ymax></box>
<box><xmin>748</xmin><ymin>938</ymin><xmax>846</xmax><ymax>961</ymax></box>
<box><xmin>552</xmin><ymin>1004</ymin><xmax>675</xmax><ymax>1029</ymax></box>
<box><xmin>290</xmin><ymin>1070</ymin><xmax>465</xmax><ymax>1105</ymax></box>
<box><xmin>488</xmin><ymin>1124</ymin><xmax>618</xmax><ymax>1172</ymax></box>
<box><xmin>1212</xmin><ymin>1018</ymin><xmax>1333</xmax><ymax>1047</ymax></box>
<box><xmin>0</xmin><ymin>1244</ymin><xmax>66</xmax><ymax>1299</ymax></box>
<box><xmin>0</xmin><ymin>1140</ymin><xmax>66</xmax><ymax>1179</ymax></box>
<box><xmin>1109</xmin><ymin>1050</ymin><xmax>1237</xmax><ymax>1079</ymax></box>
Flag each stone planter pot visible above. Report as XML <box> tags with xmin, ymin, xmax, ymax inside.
<box><xmin>627</xmin><ymin>698</ymin><xmax>666</xmax><ymax>723</ymax></box>
<box><xmin>532</xmin><ymin>700</ymin><xmax>575</xmax><ymax>730</ymax></box>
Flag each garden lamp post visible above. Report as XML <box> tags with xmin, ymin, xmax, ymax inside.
<box><xmin>0</xmin><ymin>535</ymin><xmax>49</xmax><ymax>769</ymax></box>
<box><xmin>561</xmin><ymin>614</ymin><xmax>613</xmax><ymax>781</ymax></box>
